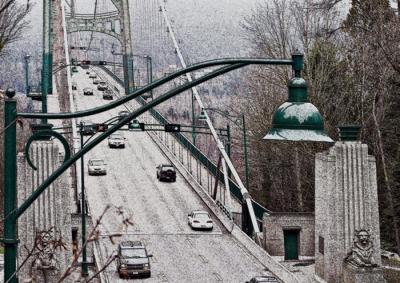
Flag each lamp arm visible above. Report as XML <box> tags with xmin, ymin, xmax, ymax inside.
<box><xmin>16</xmin><ymin>62</ymin><xmax>246</xmax><ymax>218</ymax></box>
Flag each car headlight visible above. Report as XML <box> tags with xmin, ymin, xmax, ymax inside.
<box><xmin>144</xmin><ymin>263</ymin><xmax>149</xmax><ymax>269</ymax></box>
<box><xmin>120</xmin><ymin>264</ymin><xmax>127</xmax><ymax>269</ymax></box>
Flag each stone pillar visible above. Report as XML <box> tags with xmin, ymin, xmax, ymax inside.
<box><xmin>314</xmin><ymin>127</ymin><xmax>383</xmax><ymax>282</ymax></box>
<box><xmin>17</xmin><ymin>141</ymin><xmax>72</xmax><ymax>282</ymax></box>
<box><xmin>121</xmin><ymin>0</ymin><xmax>134</xmax><ymax>94</ymax></box>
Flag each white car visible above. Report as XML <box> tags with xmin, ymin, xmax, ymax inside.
<box><xmin>108</xmin><ymin>133</ymin><xmax>125</xmax><ymax>148</ymax></box>
<box><xmin>188</xmin><ymin>210</ymin><xmax>213</xmax><ymax>230</ymax></box>
<box><xmin>89</xmin><ymin>72</ymin><xmax>97</xmax><ymax>78</ymax></box>
<box><xmin>88</xmin><ymin>159</ymin><xmax>107</xmax><ymax>175</ymax></box>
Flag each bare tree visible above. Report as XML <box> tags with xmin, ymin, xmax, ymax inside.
<box><xmin>0</xmin><ymin>0</ymin><xmax>31</xmax><ymax>55</ymax></box>
<box><xmin>238</xmin><ymin>0</ymin><xmax>343</xmax><ymax>212</ymax></box>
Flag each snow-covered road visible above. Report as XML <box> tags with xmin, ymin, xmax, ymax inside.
<box><xmin>71</xmin><ymin>68</ymin><xmax>273</xmax><ymax>282</ymax></box>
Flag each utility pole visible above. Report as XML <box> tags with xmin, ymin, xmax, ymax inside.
<box><xmin>242</xmin><ymin>114</ymin><xmax>249</xmax><ymax>190</ymax></box>
<box><xmin>191</xmin><ymin>90</ymin><xmax>196</xmax><ymax>145</ymax></box>
<box><xmin>145</xmin><ymin>55</ymin><xmax>153</xmax><ymax>99</ymax></box>
<box><xmin>24</xmin><ymin>55</ymin><xmax>31</xmax><ymax>95</ymax></box>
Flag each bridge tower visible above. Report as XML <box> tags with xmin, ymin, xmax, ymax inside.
<box><xmin>66</xmin><ymin>0</ymin><xmax>134</xmax><ymax>94</ymax></box>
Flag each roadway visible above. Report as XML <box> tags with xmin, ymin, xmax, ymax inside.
<box><xmin>71</xmin><ymin>67</ymin><xmax>274</xmax><ymax>282</ymax></box>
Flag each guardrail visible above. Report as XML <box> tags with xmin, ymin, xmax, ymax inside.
<box><xmin>98</xmin><ymin>66</ymin><xmax>270</xmax><ymax>221</ymax></box>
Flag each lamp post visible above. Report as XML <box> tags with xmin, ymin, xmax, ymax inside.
<box><xmin>144</xmin><ymin>55</ymin><xmax>153</xmax><ymax>100</ymax></box>
<box><xmin>24</xmin><ymin>55</ymin><xmax>31</xmax><ymax>96</ymax></box>
<box><xmin>199</xmin><ymin>109</ymin><xmax>249</xmax><ymax>189</ymax></box>
<box><xmin>131</xmin><ymin>54</ymin><xmax>153</xmax><ymax>92</ymax></box>
<box><xmin>3</xmin><ymin>55</ymin><xmax>333</xmax><ymax>283</ymax></box>
<box><xmin>79</xmin><ymin>122</ymin><xmax>89</xmax><ymax>277</ymax></box>
<box><xmin>191</xmin><ymin>89</ymin><xmax>196</xmax><ymax>145</ymax></box>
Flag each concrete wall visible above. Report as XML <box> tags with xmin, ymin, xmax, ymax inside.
<box><xmin>17</xmin><ymin>141</ymin><xmax>73</xmax><ymax>282</ymax></box>
<box><xmin>315</xmin><ymin>141</ymin><xmax>382</xmax><ymax>283</ymax></box>
<box><xmin>263</xmin><ymin>212</ymin><xmax>315</xmax><ymax>258</ymax></box>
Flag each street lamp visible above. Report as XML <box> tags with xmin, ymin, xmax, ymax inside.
<box><xmin>263</xmin><ymin>74</ymin><xmax>333</xmax><ymax>142</ymax></box>
<box><xmin>79</xmin><ymin>122</ymin><xmax>89</xmax><ymax>277</ymax></box>
<box><xmin>198</xmin><ymin>109</ymin><xmax>249</xmax><ymax>189</ymax></box>
<box><xmin>24</xmin><ymin>55</ymin><xmax>31</xmax><ymax>96</ymax></box>
<box><xmin>131</xmin><ymin>54</ymin><xmax>153</xmax><ymax>94</ymax></box>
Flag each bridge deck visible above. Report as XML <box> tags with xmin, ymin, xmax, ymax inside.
<box><xmin>71</xmin><ymin>67</ymin><xmax>276</xmax><ymax>282</ymax></box>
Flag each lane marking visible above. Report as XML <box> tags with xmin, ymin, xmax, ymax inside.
<box><xmin>157</xmin><ymin>272</ymin><xmax>169</xmax><ymax>282</ymax></box>
<box><xmin>98</xmin><ymin>231</ymin><xmax>223</xmax><ymax>237</ymax></box>
<box><xmin>213</xmin><ymin>272</ymin><xmax>223</xmax><ymax>282</ymax></box>
<box><xmin>198</xmin><ymin>254</ymin><xmax>208</xmax><ymax>264</ymax></box>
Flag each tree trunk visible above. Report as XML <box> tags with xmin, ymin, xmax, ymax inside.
<box><xmin>294</xmin><ymin>147</ymin><xmax>304</xmax><ymax>211</ymax></box>
<box><xmin>372</xmin><ymin>92</ymin><xmax>400</xmax><ymax>254</ymax></box>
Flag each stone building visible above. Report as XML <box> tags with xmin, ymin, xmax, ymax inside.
<box><xmin>263</xmin><ymin>212</ymin><xmax>314</xmax><ymax>260</ymax></box>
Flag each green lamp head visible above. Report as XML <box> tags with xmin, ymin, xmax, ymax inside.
<box><xmin>198</xmin><ymin>109</ymin><xmax>208</xmax><ymax>122</ymax></box>
<box><xmin>263</xmin><ymin>77</ymin><xmax>333</xmax><ymax>143</ymax></box>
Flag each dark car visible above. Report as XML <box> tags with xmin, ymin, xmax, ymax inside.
<box><xmin>156</xmin><ymin>164</ymin><xmax>176</xmax><ymax>182</ymax></box>
<box><xmin>97</xmin><ymin>81</ymin><xmax>108</xmax><ymax>91</ymax></box>
<box><xmin>102</xmin><ymin>89</ymin><xmax>113</xmax><ymax>100</ymax></box>
<box><xmin>118</xmin><ymin>110</ymin><xmax>130</xmax><ymax>121</ymax></box>
<box><xmin>80</xmin><ymin>121</ymin><xmax>96</xmax><ymax>135</ymax></box>
<box><xmin>83</xmin><ymin>88</ymin><xmax>94</xmax><ymax>96</ymax></box>
<box><xmin>72</xmin><ymin>82</ymin><xmax>77</xmax><ymax>90</ymax></box>
<box><xmin>245</xmin><ymin>276</ymin><xmax>280</xmax><ymax>283</ymax></box>
<box><xmin>117</xmin><ymin>241</ymin><xmax>152</xmax><ymax>278</ymax></box>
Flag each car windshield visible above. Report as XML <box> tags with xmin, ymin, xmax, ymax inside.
<box><xmin>121</xmin><ymin>248</ymin><xmax>147</xmax><ymax>258</ymax></box>
<box><xmin>83</xmin><ymin>88</ymin><xmax>91</xmax><ymax>91</ymax></box>
<box><xmin>194</xmin><ymin>213</ymin><xmax>209</xmax><ymax>220</ymax></box>
<box><xmin>110</xmin><ymin>135</ymin><xmax>123</xmax><ymax>140</ymax></box>
<box><xmin>254</xmin><ymin>278</ymin><xmax>270</xmax><ymax>282</ymax></box>
<box><xmin>162</xmin><ymin>166</ymin><xmax>174</xmax><ymax>171</ymax></box>
<box><xmin>90</xmin><ymin>160</ymin><xmax>104</xmax><ymax>166</ymax></box>
<box><xmin>100</xmin><ymin>82</ymin><xmax>106</xmax><ymax>85</ymax></box>
<box><xmin>120</xmin><ymin>111</ymin><xmax>129</xmax><ymax>116</ymax></box>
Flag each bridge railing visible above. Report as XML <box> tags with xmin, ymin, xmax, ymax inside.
<box><xmin>98</xmin><ymin>66</ymin><xmax>270</xmax><ymax>223</ymax></box>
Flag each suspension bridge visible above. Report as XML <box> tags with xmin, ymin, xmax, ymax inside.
<box><xmin>1</xmin><ymin>0</ymin><xmax>314</xmax><ymax>282</ymax></box>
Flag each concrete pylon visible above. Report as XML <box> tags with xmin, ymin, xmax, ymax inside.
<box><xmin>121</xmin><ymin>0</ymin><xmax>134</xmax><ymax>95</ymax></box>
<box><xmin>314</xmin><ymin>127</ymin><xmax>384</xmax><ymax>282</ymax></box>
<box><xmin>17</xmin><ymin>141</ymin><xmax>72</xmax><ymax>281</ymax></box>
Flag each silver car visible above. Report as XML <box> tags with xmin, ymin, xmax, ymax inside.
<box><xmin>108</xmin><ymin>133</ymin><xmax>126</xmax><ymax>148</ymax></box>
<box><xmin>88</xmin><ymin>159</ymin><xmax>107</xmax><ymax>175</ymax></box>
